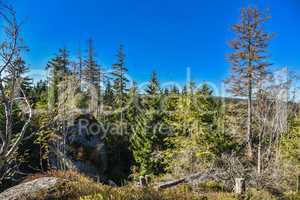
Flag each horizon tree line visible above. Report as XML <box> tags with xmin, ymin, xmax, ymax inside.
<box><xmin>0</xmin><ymin>2</ymin><xmax>300</xmax><ymax>193</ymax></box>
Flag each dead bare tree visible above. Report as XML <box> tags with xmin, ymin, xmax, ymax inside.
<box><xmin>251</xmin><ymin>67</ymin><xmax>300</xmax><ymax>190</ymax></box>
<box><xmin>0</xmin><ymin>2</ymin><xmax>32</xmax><ymax>182</ymax></box>
<box><xmin>225</xmin><ymin>7</ymin><xmax>273</xmax><ymax>160</ymax></box>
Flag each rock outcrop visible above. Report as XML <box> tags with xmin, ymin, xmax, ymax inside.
<box><xmin>49</xmin><ymin>114</ymin><xmax>108</xmax><ymax>182</ymax></box>
<box><xmin>0</xmin><ymin>177</ymin><xmax>63</xmax><ymax>200</ymax></box>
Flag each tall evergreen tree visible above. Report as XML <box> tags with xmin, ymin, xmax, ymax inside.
<box><xmin>127</xmin><ymin>81</ymin><xmax>140</xmax><ymax>126</ymax></box>
<box><xmin>144</xmin><ymin>71</ymin><xmax>161</xmax><ymax>110</ymax></box>
<box><xmin>103</xmin><ymin>80</ymin><xmax>114</xmax><ymax>108</ymax></box>
<box><xmin>111</xmin><ymin>45</ymin><xmax>129</xmax><ymax>135</ymax></box>
<box><xmin>82</xmin><ymin>39</ymin><xmax>101</xmax><ymax>89</ymax></box>
<box><xmin>131</xmin><ymin>72</ymin><xmax>166</xmax><ymax>175</ymax></box>
<box><xmin>146</xmin><ymin>71</ymin><xmax>160</xmax><ymax>95</ymax></box>
<box><xmin>111</xmin><ymin>45</ymin><xmax>129</xmax><ymax>106</ymax></box>
<box><xmin>46</xmin><ymin>48</ymin><xmax>70</xmax><ymax>108</ymax></box>
<box><xmin>225</xmin><ymin>7</ymin><xmax>272</xmax><ymax>159</ymax></box>
<box><xmin>82</xmin><ymin>39</ymin><xmax>102</xmax><ymax>115</ymax></box>
<box><xmin>170</xmin><ymin>85</ymin><xmax>179</xmax><ymax>94</ymax></box>
<box><xmin>5</xmin><ymin>56</ymin><xmax>32</xmax><ymax>95</ymax></box>
<box><xmin>77</xmin><ymin>48</ymin><xmax>84</xmax><ymax>87</ymax></box>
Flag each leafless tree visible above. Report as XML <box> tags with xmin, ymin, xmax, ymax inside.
<box><xmin>252</xmin><ymin>68</ymin><xmax>300</xmax><ymax>187</ymax></box>
<box><xmin>0</xmin><ymin>2</ymin><xmax>32</xmax><ymax>182</ymax></box>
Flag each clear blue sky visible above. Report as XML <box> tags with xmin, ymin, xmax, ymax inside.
<box><xmin>10</xmin><ymin>0</ymin><xmax>300</xmax><ymax>86</ymax></box>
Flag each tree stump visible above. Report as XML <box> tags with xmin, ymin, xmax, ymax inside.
<box><xmin>235</xmin><ymin>178</ymin><xmax>245</xmax><ymax>195</ymax></box>
<box><xmin>145</xmin><ymin>175</ymin><xmax>151</xmax><ymax>185</ymax></box>
<box><xmin>139</xmin><ymin>176</ymin><xmax>147</xmax><ymax>187</ymax></box>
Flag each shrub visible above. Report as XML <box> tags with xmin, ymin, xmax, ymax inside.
<box><xmin>245</xmin><ymin>188</ymin><xmax>276</xmax><ymax>200</ymax></box>
<box><xmin>21</xmin><ymin>170</ymin><xmax>108</xmax><ymax>200</ymax></box>
<box><xmin>284</xmin><ymin>192</ymin><xmax>300</xmax><ymax>200</ymax></box>
<box><xmin>197</xmin><ymin>181</ymin><xmax>225</xmax><ymax>192</ymax></box>
<box><xmin>79</xmin><ymin>184</ymin><xmax>236</xmax><ymax>200</ymax></box>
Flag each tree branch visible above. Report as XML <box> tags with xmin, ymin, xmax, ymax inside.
<box><xmin>5</xmin><ymin>88</ymin><xmax>32</xmax><ymax>158</ymax></box>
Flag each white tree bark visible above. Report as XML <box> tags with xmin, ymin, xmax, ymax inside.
<box><xmin>0</xmin><ymin>3</ymin><xmax>32</xmax><ymax>179</ymax></box>
<box><xmin>235</xmin><ymin>178</ymin><xmax>245</xmax><ymax>194</ymax></box>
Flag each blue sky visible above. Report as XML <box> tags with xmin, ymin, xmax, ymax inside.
<box><xmin>9</xmin><ymin>0</ymin><xmax>300</xmax><ymax>87</ymax></box>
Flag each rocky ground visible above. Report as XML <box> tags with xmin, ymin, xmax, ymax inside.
<box><xmin>0</xmin><ymin>177</ymin><xmax>63</xmax><ymax>200</ymax></box>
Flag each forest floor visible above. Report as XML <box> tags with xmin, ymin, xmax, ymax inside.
<box><xmin>1</xmin><ymin>170</ymin><xmax>299</xmax><ymax>200</ymax></box>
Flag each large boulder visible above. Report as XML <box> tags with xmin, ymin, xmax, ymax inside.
<box><xmin>49</xmin><ymin>114</ymin><xmax>108</xmax><ymax>182</ymax></box>
<box><xmin>0</xmin><ymin>177</ymin><xmax>63</xmax><ymax>200</ymax></box>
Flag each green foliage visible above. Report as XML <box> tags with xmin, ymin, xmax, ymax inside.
<box><xmin>46</xmin><ymin>48</ymin><xmax>70</xmax><ymax>108</ymax></box>
<box><xmin>163</xmin><ymin>83</ymin><xmax>239</xmax><ymax>176</ymax></box>
<box><xmin>126</xmin><ymin>81</ymin><xmax>141</xmax><ymax>141</ymax></box>
<box><xmin>1</xmin><ymin>7</ymin><xmax>298</xmax><ymax>195</ymax></box>
<box><xmin>130</xmin><ymin>72</ymin><xmax>167</xmax><ymax>175</ymax></box>
<box><xmin>281</xmin><ymin>111</ymin><xmax>300</xmax><ymax>169</ymax></box>
<box><xmin>276</xmin><ymin>109</ymin><xmax>300</xmax><ymax>191</ymax></box>
<box><xmin>4</xmin><ymin>57</ymin><xmax>33</xmax><ymax>94</ymax></box>
<box><xmin>244</xmin><ymin>188</ymin><xmax>276</xmax><ymax>200</ymax></box>
<box><xmin>111</xmin><ymin>45</ymin><xmax>129</xmax><ymax>108</ymax></box>
<box><xmin>82</xmin><ymin>39</ymin><xmax>101</xmax><ymax>93</ymax></box>
<box><xmin>284</xmin><ymin>192</ymin><xmax>300</xmax><ymax>200</ymax></box>
<box><xmin>197</xmin><ymin>181</ymin><xmax>225</xmax><ymax>192</ymax></box>
<box><xmin>103</xmin><ymin>80</ymin><xmax>114</xmax><ymax>108</ymax></box>
<box><xmin>145</xmin><ymin>71</ymin><xmax>160</xmax><ymax>96</ymax></box>
<box><xmin>33</xmin><ymin>111</ymin><xmax>53</xmax><ymax>170</ymax></box>
<box><xmin>131</xmin><ymin>112</ymin><xmax>164</xmax><ymax>175</ymax></box>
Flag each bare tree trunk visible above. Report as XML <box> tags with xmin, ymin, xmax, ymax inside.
<box><xmin>235</xmin><ymin>178</ymin><xmax>246</xmax><ymax>195</ymax></box>
<box><xmin>257</xmin><ymin>131</ymin><xmax>262</xmax><ymax>175</ymax></box>
<box><xmin>0</xmin><ymin>3</ymin><xmax>32</xmax><ymax>180</ymax></box>
<box><xmin>247</xmin><ymin>80</ymin><xmax>253</xmax><ymax>159</ymax></box>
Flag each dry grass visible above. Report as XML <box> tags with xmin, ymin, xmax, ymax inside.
<box><xmin>21</xmin><ymin>170</ymin><xmax>285</xmax><ymax>200</ymax></box>
<box><xmin>19</xmin><ymin>170</ymin><xmax>236</xmax><ymax>200</ymax></box>
<box><xmin>79</xmin><ymin>184</ymin><xmax>235</xmax><ymax>200</ymax></box>
<box><xmin>20</xmin><ymin>170</ymin><xmax>107</xmax><ymax>200</ymax></box>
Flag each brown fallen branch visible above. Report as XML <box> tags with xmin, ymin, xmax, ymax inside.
<box><xmin>156</xmin><ymin>171</ymin><xmax>217</xmax><ymax>190</ymax></box>
<box><xmin>157</xmin><ymin>178</ymin><xmax>187</xmax><ymax>189</ymax></box>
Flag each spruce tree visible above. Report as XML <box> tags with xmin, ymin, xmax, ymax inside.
<box><xmin>5</xmin><ymin>56</ymin><xmax>32</xmax><ymax>95</ymax></box>
<box><xmin>77</xmin><ymin>48</ymin><xmax>83</xmax><ymax>87</ymax></box>
<box><xmin>225</xmin><ymin>7</ymin><xmax>272</xmax><ymax>159</ymax></box>
<box><xmin>127</xmin><ymin>81</ymin><xmax>140</xmax><ymax>126</ymax></box>
<box><xmin>144</xmin><ymin>71</ymin><xmax>161</xmax><ymax>110</ymax></box>
<box><xmin>131</xmin><ymin>72</ymin><xmax>166</xmax><ymax>175</ymax></box>
<box><xmin>111</xmin><ymin>45</ymin><xmax>129</xmax><ymax>135</ymax></box>
<box><xmin>146</xmin><ymin>71</ymin><xmax>160</xmax><ymax>95</ymax></box>
<box><xmin>111</xmin><ymin>45</ymin><xmax>129</xmax><ymax>106</ymax></box>
<box><xmin>82</xmin><ymin>39</ymin><xmax>102</xmax><ymax>115</ymax></box>
<box><xmin>170</xmin><ymin>85</ymin><xmax>179</xmax><ymax>94</ymax></box>
<box><xmin>82</xmin><ymin>39</ymin><xmax>101</xmax><ymax>90</ymax></box>
<box><xmin>163</xmin><ymin>88</ymin><xmax>169</xmax><ymax>95</ymax></box>
<box><xmin>103</xmin><ymin>80</ymin><xmax>114</xmax><ymax>108</ymax></box>
<box><xmin>46</xmin><ymin>48</ymin><xmax>70</xmax><ymax>108</ymax></box>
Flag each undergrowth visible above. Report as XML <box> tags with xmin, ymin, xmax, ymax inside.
<box><xmin>18</xmin><ymin>170</ymin><xmax>299</xmax><ymax>200</ymax></box>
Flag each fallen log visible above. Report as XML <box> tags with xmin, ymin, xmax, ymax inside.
<box><xmin>157</xmin><ymin>178</ymin><xmax>187</xmax><ymax>189</ymax></box>
<box><xmin>156</xmin><ymin>171</ymin><xmax>216</xmax><ymax>189</ymax></box>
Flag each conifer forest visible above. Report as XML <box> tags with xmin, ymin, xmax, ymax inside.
<box><xmin>0</xmin><ymin>1</ymin><xmax>300</xmax><ymax>199</ymax></box>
